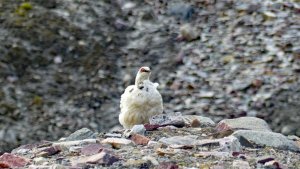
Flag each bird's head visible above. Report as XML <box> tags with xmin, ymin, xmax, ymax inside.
<box><xmin>139</xmin><ymin>67</ymin><xmax>151</xmax><ymax>73</ymax></box>
<box><xmin>135</xmin><ymin>66</ymin><xmax>151</xmax><ymax>85</ymax></box>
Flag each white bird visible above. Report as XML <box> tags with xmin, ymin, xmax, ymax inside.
<box><xmin>119</xmin><ymin>66</ymin><xmax>163</xmax><ymax>129</ymax></box>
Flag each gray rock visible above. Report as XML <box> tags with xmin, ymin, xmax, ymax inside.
<box><xmin>64</xmin><ymin>128</ymin><xmax>97</xmax><ymax>141</ymax></box>
<box><xmin>216</xmin><ymin>117</ymin><xmax>271</xmax><ymax>132</ymax></box>
<box><xmin>150</xmin><ymin>113</ymin><xmax>185</xmax><ymax>128</ymax></box>
<box><xmin>232</xmin><ymin>130</ymin><xmax>300</xmax><ymax>152</ymax></box>
<box><xmin>159</xmin><ymin>135</ymin><xmax>198</xmax><ymax>146</ymax></box>
<box><xmin>183</xmin><ymin>115</ymin><xmax>216</xmax><ymax>127</ymax></box>
<box><xmin>52</xmin><ymin>139</ymin><xmax>97</xmax><ymax>149</ymax></box>
<box><xmin>218</xmin><ymin>136</ymin><xmax>241</xmax><ymax>152</ymax></box>
<box><xmin>131</xmin><ymin>125</ymin><xmax>146</xmax><ymax>135</ymax></box>
<box><xmin>167</xmin><ymin>3</ymin><xmax>194</xmax><ymax>21</ymax></box>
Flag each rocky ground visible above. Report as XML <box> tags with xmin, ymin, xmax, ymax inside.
<box><xmin>0</xmin><ymin>115</ymin><xmax>299</xmax><ymax>169</ymax></box>
<box><xmin>0</xmin><ymin>0</ymin><xmax>300</xmax><ymax>153</ymax></box>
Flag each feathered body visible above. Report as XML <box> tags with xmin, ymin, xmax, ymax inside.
<box><xmin>119</xmin><ymin>67</ymin><xmax>163</xmax><ymax>129</ymax></box>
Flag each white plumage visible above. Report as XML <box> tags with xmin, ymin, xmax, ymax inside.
<box><xmin>119</xmin><ymin>67</ymin><xmax>163</xmax><ymax>129</ymax></box>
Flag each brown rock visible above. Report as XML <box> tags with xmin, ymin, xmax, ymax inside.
<box><xmin>144</xmin><ymin>124</ymin><xmax>161</xmax><ymax>131</ymax></box>
<box><xmin>130</xmin><ymin>133</ymin><xmax>150</xmax><ymax>145</ymax></box>
<box><xmin>156</xmin><ymin>148</ymin><xmax>177</xmax><ymax>156</ymax></box>
<box><xmin>191</xmin><ymin>119</ymin><xmax>201</xmax><ymax>127</ymax></box>
<box><xmin>0</xmin><ymin>153</ymin><xmax>29</xmax><ymax>168</ymax></box>
<box><xmin>81</xmin><ymin>144</ymin><xmax>104</xmax><ymax>156</ymax></box>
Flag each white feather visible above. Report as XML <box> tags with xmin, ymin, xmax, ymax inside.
<box><xmin>119</xmin><ymin>72</ymin><xmax>163</xmax><ymax>129</ymax></box>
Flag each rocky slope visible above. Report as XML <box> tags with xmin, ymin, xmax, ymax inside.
<box><xmin>1</xmin><ymin>116</ymin><xmax>299</xmax><ymax>168</ymax></box>
<box><xmin>0</xmin><ymin>0</ymin><xmax>300</xmax><ymax>153</ymax></box>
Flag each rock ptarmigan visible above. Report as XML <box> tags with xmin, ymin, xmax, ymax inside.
<box><xmin>119</xmin><ymin>67</ymin><xmax>163</xmax><ymax>129</ymax></box>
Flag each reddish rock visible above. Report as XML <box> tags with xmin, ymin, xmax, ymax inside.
<box><xmin>0</xmin><ymin>153</ymin><xmax>29</xmax><ymax>168</ymax></box>
<box><xmin>81</xmin><ymin>144</ymin><xmax>104</xmax><ymax>155</ymax></box>
<box><xmin>144</xmin><ymin>124</ymin><xmax>161</xmax><ymax>131</ymax></box>
<box><xmin>130</xmin><ymin>133</ymin><xmax>150</xmax><ymax>145</ymax></box>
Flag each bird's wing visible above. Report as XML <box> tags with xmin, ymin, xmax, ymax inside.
<box><xmin>120</xmin><ymin>85</ymin><xmax>135</xmax><ymax>110</ymax></box>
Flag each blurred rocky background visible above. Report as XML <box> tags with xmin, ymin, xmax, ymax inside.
<box><xmin>0</xmin><ymin>0</ymin><xmax>299</xmax><ymax>153</ymax></box>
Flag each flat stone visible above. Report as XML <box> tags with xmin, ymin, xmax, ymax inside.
<box><xmin>104</xmin><ymin>133</ymin><xmax>122</xmax><ymax>138</ymax></box>
<box><xmin>11</xmin><ymin>141</ymin><xmax>52</xmax><ymax>155</ymax></box>
<box><xmin>81</xmin><ymin>144</ymin><xmax>104</xmax><ymax>156</ymax></box>
<box><xmin>101</xmin><ymin>138</ymin><xmax>132</xmax><ymax>149</ymax></box>
<box><xmin>149</xmin><ymin>113</ymin><xmax>185</xmax><ymax>128</ymax></box>
<box><xmin>216</xmin><ymin>117</ymin><xmax>271</xmax><ymax>132</ymax></box>
<box><xmin>130</xmin><ymin>133</ymin><xmax>150</xmax><ymax>145</ymax></box>
<box><xmin>36</xmin><ymin>146</ymin><xmax>61</xmax><ymax>157</ymax></box>
<box><xmin>53</xmin><ymin>139</ymin><xmax>97</xmax><ymax>149</ymax></box>
<box><xmin>196</xmin><ymin>136</ymin><xmax>241</xmax><ymax>152</ymax></box>
<box><xmin>0</xmin><ymin>153</ymin><xmax>29</xmax><ymax>168</ymax></box>
<box><xmin>183</xmin><ymin>115</ymin><xmax>216</xmax><ymax>127</ymax></box>
<box><xmin>159</xmin><ymin>135</ymin><xmax>198</xmax><ymax>147</ymax></box>
<box><xmin>69</xmin><ymin>146</ymin><xmax>83</xmax><ymax>153</ymax></box>
<box><xmin>64</xmin><ymin>128</ymin><xmax>97</xmax><ymax>141</ymax></box>
<box><xmin>74</xmin><ymin>151</ymin><xmax>119</xmax><ymax>166</ymax></box>
<box><xmin>233</xmin><ymin>130</ymin><xmax>300</xmax><ymax>152</ymax></box>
